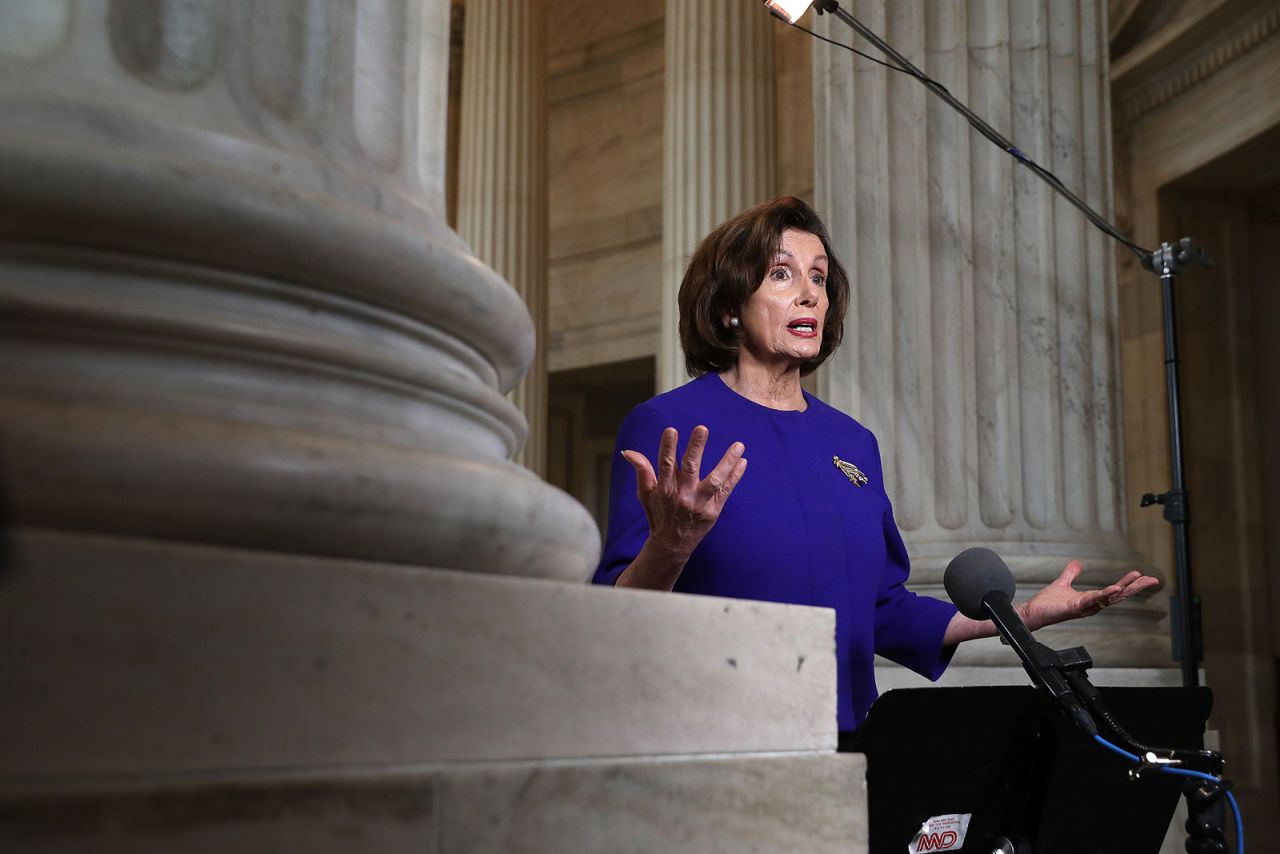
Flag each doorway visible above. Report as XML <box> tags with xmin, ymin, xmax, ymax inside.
<box><xmin>547</xmin><ymin>357</ymin><xmax>656</xmax><ymax>539</ymax></box>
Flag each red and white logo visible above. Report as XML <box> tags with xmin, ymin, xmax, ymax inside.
<box><xmin>915</xmin><ymin>830</ymin><xmax>959</xmax><ymax>851</ymax></box>
<box><xmin>907</xmin><ymin>813</ymin><xmax>970</xmax><ymax>853</ymax></box>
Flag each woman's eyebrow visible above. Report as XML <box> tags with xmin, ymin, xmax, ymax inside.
<box><xmin>772</xmin><ymin>250</ymin><xmax>828</xmax><ymax>265</ymax></box>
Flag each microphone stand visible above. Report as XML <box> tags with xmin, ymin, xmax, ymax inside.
<box><xmin>807</xmin><ymin>0</ymin><xmax>1211</xmax><ymax>688</ymax></box>
<box><xmin>991</xmin><ymin>616</ymin><xmax>1231</xmax><ymax>852</ymax></box>
<box><xmin>1061</xmin><ymin>660</ymin><xmax>1231</xmax><ymax>854</ymax></box>
<box><xmin>1141</xmin><ymin>239</ymin><xmax>1214</xmax><ymax>688</ymax></box>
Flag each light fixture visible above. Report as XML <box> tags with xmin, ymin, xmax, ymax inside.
<box><xmin>763</xmin><ymin>0</ymin><xmax>815</xmax><ymax>25</ymax></box>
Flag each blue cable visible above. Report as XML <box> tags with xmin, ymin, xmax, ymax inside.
<box><xmin>1228</xmin><ymin>790</ymin><xmax>1245</xmax><ymax>854</ymax></box>
<box><xmin>1093</xmin><ymin>734</ymin><xmax>1244</xmax><ymax>853</ymax></box>
<box><xmin>1093</xmin><ymin>735</ymin><xmax>1141</xmax><ymax>762</ymax></box>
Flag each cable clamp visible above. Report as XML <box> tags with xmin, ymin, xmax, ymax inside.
<box><xmin>1128</xmin><ymin>751</ymin><xmax>1183</xmax><ymax>780</ymax></box>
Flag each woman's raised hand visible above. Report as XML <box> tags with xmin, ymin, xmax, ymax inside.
<box><xmin>1018</xmin><ymin>560</ymin><xmax>1161</xmax><ymax>631</ymax></box>
<box><xmin>621</xmin><ymin>425</ymin><xmax>748</xmax><ymax>561</ymax></box>
<box><xmin>943</xmin><ymin>560</ymin><xmax>1161</xmax><ymax>646</ymax></box>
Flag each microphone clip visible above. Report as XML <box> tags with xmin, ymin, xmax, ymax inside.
<box><xmin>1127</xmin><ymin>750</ymin><xmax>1183</xmax><ymax>781</ymax></box>
<box><xmin>1139</xmin><ymin>237</ymin><xmax>1216</xmax><ymax>275</ymax></box>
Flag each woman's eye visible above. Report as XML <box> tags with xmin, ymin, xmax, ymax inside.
<box><xmin>771</xmin><ymin>267</ymin><xmax>790</xmax><ymax>281</ymax></box>
<box><xmin>812</xmin><ymin>274</ymin><xmax>827</xmax><ymax>287</ymax></box>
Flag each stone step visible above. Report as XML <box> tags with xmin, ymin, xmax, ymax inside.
<box><xmin>0</xmin><ymin>753</ymin><xmax>867</xmax><ymax>853</ymax></box>
<box><xmin>0</xmin><ymin>530</ymin><xmax>838</xmax><ymax>777</ymax></box>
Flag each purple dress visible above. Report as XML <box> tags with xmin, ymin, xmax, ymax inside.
<box><xmin>592</xmin><ymin>372</ymin><xmax>957</xmax><ymax>730</ymax></box>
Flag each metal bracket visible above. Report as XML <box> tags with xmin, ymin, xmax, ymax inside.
<box><xmin>1142</xmin><ymin>237</ymin><xmax>1215</xmax><ymax>274</ymax></box>
<box><xmin>1140</xmin><ymin>489</ymin><xmax>1188</xmax><ymax>524</ymax></box>
<box><xmin>1128</xmin><ymin>751</ymin><xmax>1184</xmax><ymax>781</ymax></box>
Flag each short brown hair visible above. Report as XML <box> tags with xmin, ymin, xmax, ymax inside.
<box><xmin>677</xmin><ymin>196</ymin><xmax>849</xmax><ymax>378</ymax></box>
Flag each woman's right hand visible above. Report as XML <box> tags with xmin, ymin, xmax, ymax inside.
<box><xmin>621</xmin><ymin>425</ymin><xmax>748</xmax><ymax>562</ymax></box>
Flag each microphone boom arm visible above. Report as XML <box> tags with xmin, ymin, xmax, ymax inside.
<box><xmin>982</xmin><ymin>591</ymin><xmax>1099</xmax><ymax>736</ymax></box>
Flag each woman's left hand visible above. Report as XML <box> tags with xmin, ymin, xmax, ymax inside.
<box><xmin>1018</xmin><ymin>561</ymin><xmax>1161</xmax><ymax>631</ymax></box>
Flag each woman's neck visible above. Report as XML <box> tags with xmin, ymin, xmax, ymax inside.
<box><xmin>721</xmin><ymin>360</ymin><xmax>807</xmax><ymax>411</ymax></box>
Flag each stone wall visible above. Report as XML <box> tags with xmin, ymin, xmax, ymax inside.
<box><xmin>544</xmin><ymin>1</ymin><xmax>813</xmax><ymax>379</ymax></box>
<box><xmin>547</xmin><ymin>0</ymin><xmax>666</xmax><ymax>374</ymax></box>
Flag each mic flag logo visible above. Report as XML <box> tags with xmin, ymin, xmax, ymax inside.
<box><xmin>907</xmin><ymin>813</ymin><xmax>971</xmax><ymax>853</ymax></box>
<box><xmin>915</xmin><ymin>832</ymin><xmax>957</xmax><ymax>852</ymax></box>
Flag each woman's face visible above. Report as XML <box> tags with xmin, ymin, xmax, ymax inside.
<box><xmin>731</xmin><ymin>228</ymin><xmax>829</xmax><ymax>370</ymax></box>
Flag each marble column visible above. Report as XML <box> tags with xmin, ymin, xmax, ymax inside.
<box><xmin>659</xmin><ymin>0</ymin><xmax>776</xmax><ymax>392</ymax></box>
<box><xmin>0</xmin><ymin>5</ymin><xmax>870</xmax><ymax>849</ymax></box>
<box><xmin>0</xmin><ymin>0</ymin><xmax>594</xmax><ymax>580</ymax></box>
<box><xmin>457</xmin><ymin>0</ymin><xmax>549</xmax><ymax>476</ymax></box>
<box><xmin>814</xmin><ymin>1</ymin><xmax>1169</xmax><ymax>667</ymax></box>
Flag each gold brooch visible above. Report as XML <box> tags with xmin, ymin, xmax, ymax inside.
<box><xmin>833</xmin><ymin>455</ymin><xmax>869</xmax><ymax>487</ymax></box>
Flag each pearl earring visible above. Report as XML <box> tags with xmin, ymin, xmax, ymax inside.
<box><xmin>729</xmin><ymin>316</ymin><xmax>740</xmax><ymax>327</ymax></box>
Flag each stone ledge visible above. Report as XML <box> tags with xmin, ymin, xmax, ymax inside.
<box><xmin>875</xmin><ymin>663</ymin><xmax>1186</xmax><ymax>691</ymax></box>
<box><xmin>0</xmin><ymin>530</ymin><xmax>837</xmax><ymax>777</ymax></box>
<box><xmin>0</xmin><ymin>753</ymin><xmax>866</xmax><ymax>854</ymax></box>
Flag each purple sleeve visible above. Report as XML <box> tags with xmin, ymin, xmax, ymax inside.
<box><xmin>591</xmin><ymin>402</ymin><xmax>670</xmax><ymax>586</ymax></box>
<box><xmin>870</xmin><ymin>438</ymin><xmax>959</xmax><ymax>679</ymax></box>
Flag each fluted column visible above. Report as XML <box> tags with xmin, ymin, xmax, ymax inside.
<box><xmin>457</xmin><ymin>0</ymin><xmax>548</xmax><ymax>475</ymax></box>
<box><xmin>0</xmin><ymin>0</ymin><xmax>597</xmax><ymax>579</ymax></box>
<box><xmin>814</xmin><ymin>1</ymin><xmax>1167</xmax><ymax>666</ymax></box>
<box><xmin>659</xmin><ymin>0</ymin><xmax>776</xmax><ymax>392</ymax></box>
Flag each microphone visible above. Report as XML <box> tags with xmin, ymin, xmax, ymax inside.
<box><xmin>944</xmin><ymin>548</ymin><xmax>1097</xmax><ymax>736</ymax></box>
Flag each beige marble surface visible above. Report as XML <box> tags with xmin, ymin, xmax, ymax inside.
<box><xmin>546</xmin><ymin>1</ymin><xmax>664</xmax><ymax>374</ymax></box>
<box><xmin>0</xmin><ymin>0</ymin><xmax>600</xmax><ymax>581</ymax></box>
<box><xmin>458</xmin><ymin>0</ymin><xmax>550</xmax><ymax>474</ymax></box>
<box><xmin>1</xmin><ymin>529</ymin><xmax>838</xmax><ymax>778</ymax></box>
<box><xmin>875</xmin><ymin>664</ymin><xmax>1185</xmax><ymax>693</ymax></box>
<box><xmin>1</xmin><ymin>754</ymin><xmax>867</xmax><ymax>853</ymax></box>
<box><xmin>439</xmin><ymin>753</ymin><xmax>866</xmax><ymax>853</ymax></box>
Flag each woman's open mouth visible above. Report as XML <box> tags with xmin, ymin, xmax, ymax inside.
<box><xmin>787</xmin><ymin>318</ymin><xmax>818</xmax><ymax>338</ymax></box>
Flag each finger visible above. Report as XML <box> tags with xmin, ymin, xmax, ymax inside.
<box><xmin>706</xmin><ymin>457</ymin><xmax>748</xmax><ymax>506</ymax></box>
<box><xmin>1128</xmin><ymin>575</ymin><xmax>1161</xmax><ymax>594</ymax></box>
<box><xmin>721</xmin><ymin>457</ymin><xmax>748</xmax><ymax>498</ymax></box>
<box><xmin>1074</xmin><ymin>590</ymin><xmax>1106</xmax><ymax>614</ymax></box>
<box><xmin>656</xmin><ymin>427</ymin><xmax>678</xmax><ymax>484</ymax></box>
<box><xmin>699</xmin><ymin>441</ymin><xmax>745</xmax><ymax>496</ymax></box>
<box><xmin>621</xmin><ymin>450</ymin><xmax>657</xmax><ymax>495</ymax></box>
<box><xmin>1110</xmin><ymin>574</ymin><xmax>1161</xmax><ymax>603</ymax></box>
<box><xmin>681</xmin><ymin>425</ymin><xmax>709</xmax><ymax>480</ymax></box>
<box><xmin>1055</xmin><ymin>560</ymin><xmax>1084</xmax><ymax>587</ymax></box>
<box><xmin>1097</xmin><ymin>572</ymin><xmax>1146</xmax><ymax>598</ymax></box>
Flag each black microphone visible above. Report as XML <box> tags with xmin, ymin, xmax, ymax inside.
<box><xmin>944</xmin><ymin>547</ymin><xmax>1098</xmax><ymax>736</ymax></box>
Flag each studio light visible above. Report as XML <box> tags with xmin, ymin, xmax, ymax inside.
<box><xmin>763</xmin><ymin>0</ymin><xmax>815</xmax><ymax>24</ymax></box>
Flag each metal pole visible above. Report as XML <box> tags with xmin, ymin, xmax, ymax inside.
<box><xmin>1159</xmin><ymin>257</ymin><xmax>1199</xmax><ymax>688</ymax></box>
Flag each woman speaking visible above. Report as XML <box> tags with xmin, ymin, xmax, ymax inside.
<box><xmin>592</xmin><ymin>196</ymin><xmax>1156</xmax><ymax>733</ymax></box>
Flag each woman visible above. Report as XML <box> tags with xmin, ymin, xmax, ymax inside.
<box><xmin>592</xmin><ymin>197</ymin><xmax>1156</xmax><ymax>732</ymax></box>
